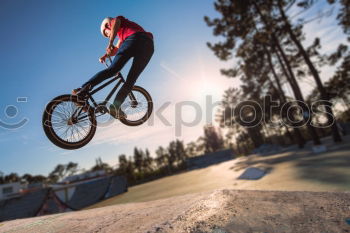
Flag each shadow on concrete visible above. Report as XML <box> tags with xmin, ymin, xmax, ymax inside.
<box><xmin>231</xmin><ymin>150</ymin><xmax>305</xmax><ymax>171</ymax></box>
<box><xmin>230</xmin><ymin>135</ymin><xmax>350</xmax><ymax>187</ymax></box>
<box><xmin>295</xmin><ymin>151</ymin><xmax>350</xmax><ymax>188</ymax></box>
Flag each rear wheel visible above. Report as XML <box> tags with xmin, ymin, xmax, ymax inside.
<box><xmin>119</xmin><ymin>86</ymin><xmax>153</xmax><ymax>126</ymax></box>
<box><xmin>42</xmin><ymin>94</ymin><xmax>96</xmax><ymax>149</ymax></box>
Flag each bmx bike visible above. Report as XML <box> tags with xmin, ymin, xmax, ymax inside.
<box><xmin>42</xmin><ymin>58</ymin><xmax>153</xmax><ymax>150</ymax></box>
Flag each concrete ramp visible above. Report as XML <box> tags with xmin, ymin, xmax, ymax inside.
<box><xmin>1</xmin><ymin>189</ymin><xmax>349</xmax><ymax>233</ymax></box>
<box><xmin>237</xmin><ymin>167</ymin><xmax>267</xmax><ymax>180</ymax></box>
<box><xmin>0</xmin><ymin>189</ymin><xmax>49</xmax><ymax>222</ymax></box>
<box><xmin>66</xmin><ymin>177</ymin><xmax>111</xmax><ymax>209</ymax></box>
<box><xmin>104</xmin><ymin>176</ymin><xmax>128</xmax><ymax>199</ymax></box>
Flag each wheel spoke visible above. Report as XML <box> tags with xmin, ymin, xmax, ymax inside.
<box><xmin>58</xmin><ymin>102</ymin><xmax>70</xmax><ymax>118</ymax></box>
<box><xmin>44</xmin><ymin>95</ymin><xmax>96</xmax><ymax>149</ymax></box>
<box><xmin>52</xmin><ymin>101</ymin><xmax>91</xmax><ymax>143</ymax></box>
<box><xmin>59</xmin><ymin>125</ymin><xmax>71</xmax><ymax>141</ymax></box>
<box><xmin>53</xmin><ymin>108</ymin><xmax>68</xmax><ymax>120</ymax></box>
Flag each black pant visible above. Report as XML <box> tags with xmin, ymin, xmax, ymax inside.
<box><xmin>83</xmin><ymin>32</ymin><xmax>154</xmax><ymax>108</ymax></box>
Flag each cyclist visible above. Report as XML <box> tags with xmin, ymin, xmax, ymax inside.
<box><xmin>73</xmin><ymin>16</ymin><xmax>154</xmax><ymax>119</ymax></box>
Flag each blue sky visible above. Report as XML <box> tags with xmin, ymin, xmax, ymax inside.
<box><xmin>0</xmin><ymin>0</ymin><xmax>347</xmax><ymax>176</ymax></box>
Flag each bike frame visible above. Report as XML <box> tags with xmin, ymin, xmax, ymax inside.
<box><xmin>85</xmin><ymin>57</ymin><xmax>137</xmax><ymax>112</ymax></box>
<box><xmin>74</xmin><ymin>57</ymin><xmax>138</xmax><ymax>120</ymax></box>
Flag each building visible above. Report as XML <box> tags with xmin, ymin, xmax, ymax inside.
<box><xmin>0</xmin><ymin>182</ymin><xmax>21</xmax><ymax>200</ymax></box>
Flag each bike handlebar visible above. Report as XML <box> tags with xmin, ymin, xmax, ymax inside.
<box><xmin>108</xmin><ymin>55</ymin><xmax>113</xmax><ymax>64</ymax></box>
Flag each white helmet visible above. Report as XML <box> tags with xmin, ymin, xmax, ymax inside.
<box><xmin>100</xmin><ymin>17</ymin><xmax>113</xmax><ymax>38</ymax></box>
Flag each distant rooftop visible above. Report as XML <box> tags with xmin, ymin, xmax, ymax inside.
<box><xmin>59</xmin><ymin>170</ymin><xmax>106</xmax><ymax>184</ymax></box>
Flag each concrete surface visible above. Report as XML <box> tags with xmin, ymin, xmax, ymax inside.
<box><xmin>1</xmin><ymin>189</ymin><xmax>350</xmax><ymax>233</ymax></box>
<box><xmin>89</xmin><ymin>135</ymin><xmax>350</xmax><ymax>208</ymax></box>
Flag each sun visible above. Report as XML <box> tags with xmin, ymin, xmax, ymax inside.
<box><xmin>191</xmin><ymin>78</ymin><xmax>224</xmax><ymax>101</ymax></box>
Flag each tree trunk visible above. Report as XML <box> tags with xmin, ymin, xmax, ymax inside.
<box><xmin>247</xmin><ymin>126</ymin><xmax>264</xmax><ymax>148</ymax></box>
<box><xmin>274</xmin><ymin>45</ymin><xmax>321</xmax><ymax>145</ymax></box>
<box><xmin>343</xmin><ymin>97</ymin><xmax>350</xmax><ymax>118</ymax></box>
<box><xmin>265</xmin><ymin>46</ymin><xmax>305</xmax><ymax>147</ymax></box>
<box><xmin>284</xmin><ymin>125</ymin><xmax>294</xmax><ymax>144</ymax></box>
<box><xmin>277</xmin><ymin>2</ymin><xmax>342</xmax><ymax>143</ymax></box>
<box><xmin>252</xmin><ymin>1</ymin><xmax>321</xmax><ymax>145</ymax></box>
<box><xmin>262</xmin><ymin>123</ymin><xmax>272</xmax><ymax>144</ymax></box>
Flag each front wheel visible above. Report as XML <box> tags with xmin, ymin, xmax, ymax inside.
<box><xmin>42</xmin><ymin>94</ymin><xmax>97</xmax><ymax>150</ymax></box>
<box><xmin>119</xmin><ymin>86</ymin><xmax>153</xmax><ymax>126</ymax></box>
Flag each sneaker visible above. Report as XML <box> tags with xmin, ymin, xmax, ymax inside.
<box><xmin>109</xmin><ymin>105</ymin><xmax>127</xmax><ymax>119</ymax></box>
<box><xmin>72</xmin><ymin>88</ymin><xmax>82</xmax><ymax>96</ymax></box>
<box><xmin>72</xmin><ymin>84</ymin><xmax>91</xmax><ymax>99</ymax></box>
<box><xmin>72</xmin><ymin>86</ymin><xmax>90</xmax><ymax>112</ymax></box>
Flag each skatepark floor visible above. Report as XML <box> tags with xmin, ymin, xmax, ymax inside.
<box><xmin>1</xmin><ymin>135</ymin><xmax>350</xmax><ymax>233</ymax></box>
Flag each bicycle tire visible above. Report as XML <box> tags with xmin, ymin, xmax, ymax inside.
<box><xmin>42</xmin><ymin>94</ymin><xmax>97</xmax><ymax>150</ymax></box>
<box><xmin>119</xmin><ymin>86</ymin><xmax>153</xmax><ymax>126</ymax></box>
